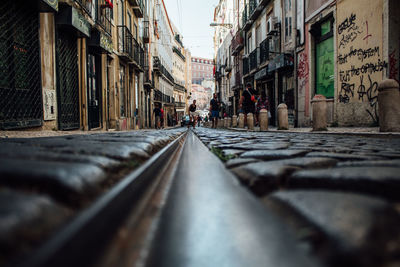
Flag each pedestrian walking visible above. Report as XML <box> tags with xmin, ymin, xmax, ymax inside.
<box><xmin>188</xmin><ymin>100</ymin><xmax>197</xmax><ymax>129</ymax></box>
<box><xmin>153</xmin><ymin>103</ymin><xmax>162</xmax><ymax>129</ymax></box>
<box><xmin>160</xmin><ymin>108</ymin><xmax>164</xmax><ymax>129</ymax></box>
<box><xmin>210</xmin><ymin>93</ymin><xmax>220</xmax><ymax>128</ymax></box>
<box><xmin>240</xmin><ymin>83</ymin><xmax>257</xmax><ymax>127</ymax></box>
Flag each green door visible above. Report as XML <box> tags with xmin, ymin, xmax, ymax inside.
<box><xmin>316</xmin><ymin>36</ymin><xmax>334</xmax><ymax>98</ymax></box>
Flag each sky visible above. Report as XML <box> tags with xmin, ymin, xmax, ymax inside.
<box><xmin>163</xmin><ymin>0</ymin><xmax>217</xmax><ymax>59</ymax></box>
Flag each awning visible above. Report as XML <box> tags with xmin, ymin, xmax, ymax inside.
<box><xmin>268</xmin><ymin>54</ymin><xmax>294</xmax><ymax>72</ymax></box>
<box><xmin>56</xmin><ymin>6</ymin><xmax>91</xmax><ymax>38</ymax></box>
<box><xmin>254</xmin><ymin>66</ymin><xmax>268</xmax><ymax>80</ymax></box>
<box><xmin>39</xmin><ymin>0</ymin><xmax>58</xmax><ymax>12</ymax></box>
<box><xmin>88</xmin><ymin>30</ymin><xmax>113</xmax><ymax>54</ymax></box>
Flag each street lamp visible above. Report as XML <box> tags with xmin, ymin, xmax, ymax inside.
<box><xmin>210</xmin><ymin>22</ymin><xmax>233</xmax><ymax>29</ymax></box>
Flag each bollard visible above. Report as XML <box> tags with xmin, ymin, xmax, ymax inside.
<box><xmin>218</xmin><ymin>118</ymin><xmax>224</xmax><ymax>128</ymax></box>
<box><xmin>259</xmin><ymin>109</ymin><xmax>269</xmax><ymax>131</ymax></box>
<box><xmin>226</xmin><ymin>117</ymin><xmax>232</xmax><ymax>128</ymax></box>
<box><xmin>232</xmin><ymin>115</ymin><xmax>237</xmax><ymax>127</ymax></box>
<box><xmin>247</xmin><ymin>113</ymin><xmax>254</xmax><ymax>130</ymax></box>
<box><xmin>277</xmin><ymin>104</ymin><xmax>289</xmax><ymax>130</ymax></box>
<box><xmin>238</xmin><ymin>113</ymin><xmax>245</xmax><ymax>128</ymax></box>
<box><xmin>311</xmin><ymin>95</ymin><xmax>327</xmax><ymax>131</ymax></box>
<box><xmin>224</xmin><ymin>118</ymin><xmax>228</xmax><ymax>128</ymax></box>
<box><xmin>378</xmin><ymin>79</ymin><xmax>400</xmax><ymax>132</ymax></box>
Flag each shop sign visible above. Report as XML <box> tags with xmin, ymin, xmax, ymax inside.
<box><xmin>100</xmin><ymin>33</ymin><xmax>113</xmax><ymax>53</ymax></box>
<box><xmin>255</xmin><ymin>67</ymin><xmax>268</xmax><ymax>80</ymax></box>
<box><xmin>71</xmin><ymin>7</ymin><xmax>91</xmax><ymax>37</ymax></box>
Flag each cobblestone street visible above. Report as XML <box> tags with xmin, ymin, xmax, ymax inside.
<box><xmin>2</xmin><ymin>127</ymin><xmax>400</xmax><ymax>267</ymax></box>
<box><xmin>0</xmin><ymin>128</ymin><xmax>186</xmax><ymax>266</ymax></box>
<box><xmin>195</xmin><ymin>127</ymin><xmax>400</xmax><ymax>267</ymax></box>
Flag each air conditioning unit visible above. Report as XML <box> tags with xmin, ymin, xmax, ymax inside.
<box><xmin>267</xmin><ymin>16</ymin><xmax>278</xmax><ymax>35</ymax></box>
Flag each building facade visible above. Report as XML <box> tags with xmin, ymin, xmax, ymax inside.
<box><xmin>214</xmin><ymin>0</ymin><xmax>399</xmax><ymax>127</ymax></box>
<box><xmin>0</xmin><ymin>0</ymin><xmax>191</xmax><ymax>131</ymax></box>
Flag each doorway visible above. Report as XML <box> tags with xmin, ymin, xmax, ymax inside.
<box><xmin>87</xmin><ymin>53</ymin><xmax>102</xmax><ymax>129</ymax></box>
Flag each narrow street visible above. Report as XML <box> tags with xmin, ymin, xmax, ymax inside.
<box><xmin>1</xmin><ymin>128</ymin><xmax>400</xmax><ymax>266</ymax></box>
<box><xmin>1</xmin><ymin>0</ymin><xmax>400</xmax><ymax>266</ymax></box>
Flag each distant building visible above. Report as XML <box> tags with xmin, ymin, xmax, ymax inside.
<box><xmin>191</xmin><ymin>84</ymin><xmax>212</xmax><ymax>110</ymax></box>
<box><xmin>191</xmin><ymin>57</ymin><xmax>214</xmax><ymax>85</ymax></box>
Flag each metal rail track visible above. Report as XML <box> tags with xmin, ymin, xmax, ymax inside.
<box><xmin>18</xmin><ymin>132</ymin><xmax>188</xmax><ymax>267</ymax></box>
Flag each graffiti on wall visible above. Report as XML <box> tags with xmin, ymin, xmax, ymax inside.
<box><xmin>337</xmin><ymin>0</ymin><xmax>386</xmax><ymax>124</ymax></box>
<box><xmin>298</xmin><ymin>52</ymin><xmax>309</xmax><ymax>92</ymax></box>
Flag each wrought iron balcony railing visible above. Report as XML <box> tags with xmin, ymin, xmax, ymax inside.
<box><xmin>231</xmin><ymin>30</ymin><xmax>244</xmax><ymax>55</ymax></box>
<box><xmin>243</xmin><ymin>56</ymin><xmax>249</xmax><ymax>76</ymax></box>
<box><xmin>173</xmin><ymin>46</ymin><xmax>185</xmax><ymax>61</ymax></box>
<box><xmin>75</xmin><ymin>0</ymin><xmax>92</xmax><ymax>16</ymax></box>
<box><xmin>128</xmin><ymin>0</ymin><xmax>144</xmax><ymax>18</ymax></box>
<box><xmin>259</xmin><ymin>38</ymin><xmax>269</xmax><ymax>65</ymax></box>
<box><xmin>117</xmin><ymin>26</ymin><xmax>133</xmax><ymax>60</ymax></box>
<box><xmin>143</xmin><ymin>20</ymin><xmax>150</xmax><ymax>43</ymax></box>
<box><xmin>96</xmin><ymin>0</ymin><xmax>112</xmax><ymax>35</ymax></box>
<box><xmin>249</xmin><ymin>47</ymin><xmax>259</xmax><ymax>71</ymax></box>
<box><xmin>249</xmin><ymin>0</ymin><xmax>258</xmax><ymax>16</ymax></box>
<box><xmin>235</xmin><ymin>71</ymin><xmax>241</xmax><ymax>88</ymax></box>
<box><xmin>242</xmin><ymin>5</ymin><xmax>248</xmax><ymax>28</ymax></box>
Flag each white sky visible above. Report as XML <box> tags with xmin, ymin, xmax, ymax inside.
<box><xmin>163</xmin><ymin>0</ymin><xmax>217</xmax><ymax>60</ymax></box>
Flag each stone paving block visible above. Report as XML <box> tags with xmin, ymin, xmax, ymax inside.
<box><xmin>240</xmin><ymin>149</ymin><xmax>309</xmax><ymax>160</ymax></box>
<box><xmin>264</xmin><ymin>190</ymin><xmax>400</xmax><ymax>267</ymax></box>
<box><xmin>51</xmin><ymin>142</ymin><xmax>150</xmax><ymax>160</ymax></box>
<box><xmin>225</xmin><ymin>158</ymin><xmax>261</xmax><ymax>169</ymax></box>
<box><xmin>0</xmin><ymin>189</ymin><xmax>71</xmax><ymax>265</ymax></box>
<box><xmin>337</xmin><ymin>159</ymin><xmax>400</xmax><ymax>167</ymax></box>
<box><xmin>0</xmin><ymin>158</ymin><xmax>106</xmax><ymax>197</ymax></box>
<box><xmin>289</xmin><ymin>167</ymin><xmax>400</xmax><ymax>200</ymax></box>
<box><xmin>306</xmin><ymin>151</ymin><xmax>383</xmax><ymax>161</ymax></box>
<box><xmin>0</xmin><ymin>144</ymin><xmax>119</xmax><ymax>169</ymax></box>
<box><xmin>231</xmin><ymin>163</ymin><xmax>299</xmax><ymax>194</ymax></box>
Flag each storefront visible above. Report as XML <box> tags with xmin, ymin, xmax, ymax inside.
<box><xmin>56</xmin><ymin>5</ymin><xmax>91</xmax><ymax>130</ymax></box>
<box><xmin>0</xmin><ymin>0</ymin><xmax>47</xmax><ymax>129</ymax></box>
<box><xmin>88</xmin><ymin>30</ymin><xmax>112</xmax><ymax>129</ymax></box>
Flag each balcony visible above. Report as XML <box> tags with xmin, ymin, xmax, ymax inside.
<box><xmin>117</xmin><ymin>26</ymin><xmax>133</xmax><ymax>61</ymax></box>
<box><xmin>153</xmin><ymin>56</ymin><xmax>160</xmax><ymax>73</ymax></box>
<box><xmin>128</xmin><ymin>0</ymin><xmax>144</xmax><ymax>18</ymax></box>
<box><xmin>231</xmin><ymin>31</ymin><xmax>244</xmax><ymax>56</ymax></box>
<box><xmin>173</xmin><ymin>47</ymin><xmax>186</xmax><ymax>61</ymax></box>
<box><xmin>249</xmin><ymin>0</ymin><xmax>257</xmax><ymax>16</ymax></box>
<box><xmin>175</xmin><ymin>34</ymin><xmax>184</xmax><ymax>47</ymax></box>
<box><xmin>175</xmin><ymin>102</ymin><xmax>186</xmax><ymax>108</ymax></box>
<box><xmin>96</xmin><ymin>0</ymin><xmax>112</xmax><ymax>35</ymax></box>
<box><xmin>153</xmin><ymin>57</ymin><xmax>174</xmax><ymax>84</ymax></box>
<box><xmin>132</xmin><ymin>38</ymin><xmax>144</xmax><ymax>71</ymax></box>
<box><xmin>143</xmin><ymin>20</ymin><xmax>150</xmax><ymax>43</ymax></box>
<box><xmin>242</xmin><ymin>5</ymin><xmax>252</xmax><ymax>32</ymax></box>
<box><xmin>249</xmin><ymin>47</ymin><xmax>260</xmax><ymax>71</ymax></box>
<box><xmin>75</xmin><ymin>0</ymin><xmax>92</xmax><ymax>16</ymax></box>
<box><xmin>235</xmin><ymin>71</ymin><xmax>242</xmax><ymax>88</ymax></box>
<box><xmin>259</xmin><ymin>38</ymin><xmax>270</xmax><ymax>65</ymax></box>
<box><xmin>243</xmin><ymin>56</ymin><xmax>249</xmax><ymax>76</ymax></box>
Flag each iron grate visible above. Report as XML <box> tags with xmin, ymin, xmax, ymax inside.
<box><xmin>0</xmin><ymin>0</ymin><xmax>42</xmax><ymax>129</ymax></box>
<box><xmin>56</xmin><ymin>31</ymin><xmax>80</xmax><ymax>130</ymax></box>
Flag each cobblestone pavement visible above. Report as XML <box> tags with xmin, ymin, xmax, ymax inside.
<box><xmin>194</xmin><ymin>127</ymin><xmax>400</xmax><ymax>267</ymax></box>
<box><xmin>0</xmin><ymin>128</ymin><xmax>185</xmax><ymax>266</ymax></box>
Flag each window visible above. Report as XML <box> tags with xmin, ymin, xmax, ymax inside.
<box><xmin>127</xmin><ymin>12</ymin><xmax>132</xmax><ymax>32</ymax></box>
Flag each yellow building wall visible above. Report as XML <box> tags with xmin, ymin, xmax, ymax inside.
<box><xmin>336</xmin><ymin>0</ymin><xmax>386</xmax><ymax>126</ymax></box>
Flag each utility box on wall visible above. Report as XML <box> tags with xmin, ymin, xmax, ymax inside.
<box><xmin>43</xmin><ymin>89</ymin><xmax>57</xmax><ymax>121</ymax></box>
